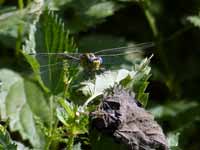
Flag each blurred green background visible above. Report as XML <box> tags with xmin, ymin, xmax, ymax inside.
<box><xmin>0</xmin><ymin>0</ymin><xmax>200</xmax><ymax>149</ymax></box>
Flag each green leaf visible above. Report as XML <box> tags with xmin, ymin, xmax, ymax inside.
<box><xmin>79</xmin><ymin>69</ymin><xmax>132</xmax><ymax>97</ymax></box>
<box><xmin>187</xmin><ymin>13</ymin><xmax>200</xmax><ymax>28</ymax></box>
<box><xmin>0</xmin><ymin>1</ymin><xmax>43</xmax><ymax>47</ymax></box>
<box><xmin>131</xmin><ymin>56</ymin><xmax>152</xmax><ymax>106</ymax></box>
<box><xmin>48</xmin><ymin>0</ymin><xmax>121</xmax><ymax>32</ymax></box>
<box><xmin>149</xmin><ymin>101</ymin><xmax>198</xmax><ymax>118</ymax></box>
<box><xmin>22</xmin><ymin>53</ymin><xmax>49</xmax><ymax>93</ymax></box>
<box><xmin>73</xmin><ymin>142</ymin><xmax>81</xmax><ymax>150</ymax></box>
<box><xmin>0</xmin><ymin>69</ymin><xmax>50</xmax><ymax>148</ymax></box>
<box><xmin>85</xmin><ymin>2</ymin><xmax>116</xmax><ymax>18</ymax></box>
<box><xmin>0</xmin><ymin>8</ymin><xmax>24</xmax><ymax>34</ymax></box>
<box><xmin>58</xmin><ymin>99</ymin><xmax>75</xmax><ymax>121</ymax></box>
<box><xmin>47</xmin><ymin>0</ymin><xmax>73</xmax><ymax>10</ymax></box>
<box><xmin>0</xmin><ymin>126</ymin><xmax>17</xmax><ymax>150</ymax></box>
<box><xmin>167</xmin><ymin>132</ymin><xmax>180</xmax><ymax>150</ymax></box>
<box><xmin>56</xmin><ymin>98</ymin><xmax>89</xmax><ymax>136</ymax></box>
<box><xmin>23</xmin><ymin>10</ymin><xmax>77</xmax><ymax>94</ymax></box>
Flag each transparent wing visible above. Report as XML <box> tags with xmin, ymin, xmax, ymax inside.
<box><xmin>24</xmin><ymin>57</ymin><xmax>79</xmax><ymax>78</ymax></box>
<box><xmin>94</xmin><ymin>42</ymin><xmax>154</xmax><ymax>56</ymax></box>
<box><xmin>29</xmin><ymin>52</ymin><xmax>80</xmax><ymax>61</ymax></box>
<box><xmin>27</xmin><ymin>42</ymin><xmax>154</xmax><ymax>75</ymax></box>
<box><xmin>28</xmin><ymin>42</ymin><xmax>154</xmax><ymax>59</ymax></box>
<box><xmin>97</xmin><ymin>42</ymin><xmax>154</xmax><ymax>70</ymax></box>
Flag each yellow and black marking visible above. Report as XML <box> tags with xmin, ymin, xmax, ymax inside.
<box><xmin>80</xmin><ymin>53</ymin><xmax>102</xmax><ymax>72</ymax></box>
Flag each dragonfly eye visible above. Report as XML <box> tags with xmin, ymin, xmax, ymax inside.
<box><xmin>98</xmin><ymin>56</ymin><xmax>103</xmax><ymax>64</ymax></box>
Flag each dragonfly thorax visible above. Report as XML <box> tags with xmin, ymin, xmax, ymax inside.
<box><xmin>79</xmin><ymin>53</ymin><xmax>103</xmax><ymax>72</ymax></box>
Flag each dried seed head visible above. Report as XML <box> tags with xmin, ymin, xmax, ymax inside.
<box><xmin>91</xmin><ymin>86</ymin><xmax>168</xmax><ymax>150</ymax></box>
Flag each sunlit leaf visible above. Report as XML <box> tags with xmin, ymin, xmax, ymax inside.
<box><xmin>0</xmin><ymin>69</ymin><xmax>50</xmax><ymax>148</ymax></box>
<box><xmin>0</xmin><ymin>1</ymin><xmax>43</xmax><ymax>47</ymax></box>
<box><xmin>187</xmin><ymin>13</ymin><xmax>200</xmax><ymax>28</ymax></box>
<box><xmin>23</xmin><ymin>10</ymin><xmax>77</xmax><ymax>94</ymax></box>
<box><xmin>85</xmin><ymin>2</ymin><xmax>116</xmax><ymax>18</ymax></box>
<box><xmin>167</xmin><ymin>132</ymin><xmax>180</xmax><ymax>150</ymax></box>
<box><xmin>79</xmin><ymin>69</ymin><xmax>133</xmax><ymax>98</ymax></box>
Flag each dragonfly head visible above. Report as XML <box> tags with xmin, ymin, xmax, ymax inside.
<box><xmin>80</xmin><ymin>53</ymin><xmax>103</xmax><ymax>71</ymax></box>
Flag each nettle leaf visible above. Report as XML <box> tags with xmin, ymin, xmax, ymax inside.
<box><xmin>0</xmin><ymin>125</ymin><xmax>17</xmax><ymax>150</ymax></box>
<box><xmin>0</xmin><ymin>69</ymin><xmax>50</xmax><ymax>148</ymax></box>
<box><xmin>187</xmin><ymin>13</ymin><xmax>200</xmax><ymax>28</ymax></box>
<box><xmin>23</xmin><ymin>10</ymin><xmax>77</xmax><ymax>94</ymax></box>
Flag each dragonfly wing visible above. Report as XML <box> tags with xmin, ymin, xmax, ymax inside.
<box><xmin>27</xmin><ymin>53</ymin><xmax>80</xmax><ymax>93</ymax></box>
<box><xmin>95</xmin><ymin>42</ymin><xmax>154</xmax><ymax>55</ymax></box>
<box><xmin>96</xmin><ymin>42</ymin><xmax>154</xmax><ymax>70</ymax></box>
<box><xmin>101</xmin><ymin>50</ymin><xmax>145</xmax><ymax>70</ymax></box>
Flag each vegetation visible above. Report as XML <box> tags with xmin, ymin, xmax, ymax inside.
<box><xmin>0</xmin><ymin>0</ymin><xmax>200</xmax><ymax>149</ymax></box>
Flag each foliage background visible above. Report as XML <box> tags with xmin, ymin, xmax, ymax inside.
<box><xmin>0</xmin><ymin>0</ymin><xmax>200</xmax><ymax>150</ymax></box>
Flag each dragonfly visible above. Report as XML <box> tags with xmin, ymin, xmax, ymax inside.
<box><xmin>28</xmin><ymin>42</ymin><xmax>155</xmax><ymax>75</ymax></box>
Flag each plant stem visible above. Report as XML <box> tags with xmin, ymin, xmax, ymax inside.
<box><xmin>45</xmin><ymin>96</ymin><xmax>56</xmax><ymax>150</ymax></box>
<box><xmin>18</xmin><ymin>0</ymin><xmax>24</xmax><ymax>10</ymax></box>
<box><xmin>139</xmin><ymin>1</ymin><xmax>173</xmax><ymax>82</ymax></box>
<box><xmin>16</xmin><ymin>0</ymin><xmax>24</xmax><ymax>55</ymax></box>
<box><xmin>67</xmin><ymin>135</ymin><xmax>75</xmax><ymax>150</ymax></box>
<box><xmin>142</xmin><ymin>3</ymin><xmax>158</xmax><ymax>37</ymax></box>
<box><xmin>45</xmin><ymin>138</ymin><xmax>52</xmax><ymax>150</ymax></box>
<box><xmin>83</xmin><ymin>92</ymin><xmax>103</xmax><ymax>108</ymax></box>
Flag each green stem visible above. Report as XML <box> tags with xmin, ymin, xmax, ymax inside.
<box><xmin>45</xmin><ymin>96</ymin><xmax>56</xmax><ymax>150</ymax></box>
<box><xmin>16</xmin><ymin>25</ymin><xmax>23</xmax><ymax>54</ymax></box>
<box><xmin>142</xmin><ymin>3</ymin><xmax>158</xmax><ymax>37</ymax></box>
<box><xmin>139</xmin><ymin>0</ymin><xmax>176</xmax><ymax>93</ymax></box>
<box><xmin>16</xmin><ymin>0</ymin><xmax>24</xmax><ymax>55</ymax></box>
<box><xmin>18</xmin><ymin>0</ymin><xmax>24</xmax><ymax>10</ymax></box>
<box><xmin>139</xmin><ymin>0</ymin><xmax>170</xmax><ymax>72</ymax></box>
<box><xmin>45</xmin><ymin>138</ymin><xmax>52</xmax><ymax>150</ymax></box>
<box><xmin>50</xmin><ymin>96</ymin><xmax>54</xmax><ymax>132</ymax></box>
<box><xmin>67</xmin><ymin>135</ymin><xmax>75</xmax><ymax>150</ymax></box>
<box><xmin>83</xmin><ymin>92</ymin><xmax>103</xmax><ymax>108</ymax></box>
